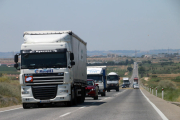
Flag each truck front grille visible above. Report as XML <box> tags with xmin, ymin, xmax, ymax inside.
<box><xmin>31</xmin><ymin>73</ymin><xmax>64</xmax><ymax>83</ymax></box>
<box><xmin>32</xmin><ymin>85</ymin><xmax>57</xmax><ymax>100</ymax></box>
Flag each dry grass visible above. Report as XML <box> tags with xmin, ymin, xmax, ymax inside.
<box><xmin>177</xmin><ymin>96</ymin><xmax>180</xmax><ymax>102</ymax></box>
<box><xmin>0</xmin><ymin>77</ymin><xmax>21</xmax><ymax>108</ymax></box>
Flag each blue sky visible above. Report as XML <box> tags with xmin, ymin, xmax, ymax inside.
<box><xmin>0</xmin><ymin>0</ymin><xmax>180</xmax><ymax>52</ymax></box>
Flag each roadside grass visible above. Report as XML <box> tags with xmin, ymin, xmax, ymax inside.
<box><xmin>0</xmin><ymin>76</ymin><xmax>21</xmax><ymax>108</ymax></box>
<box><xmin>141</xmin><ymin>77</ymin><xmax>180</xmax><ymax>102</ymax></box>
<box><xmin>139</xmin><ymin>61</ymin><xmax>180</xmax><ymax>102</ymax></box>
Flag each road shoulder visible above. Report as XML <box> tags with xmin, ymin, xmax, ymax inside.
<box><xmin>0</xmin><ymin>105</ymin><xmax>22</xmax><ymax>112</ymax></box>
<box><xmin>141</xmin><ymin>87</ymin><xmax>180</xmax><ymax>120</ymax></box>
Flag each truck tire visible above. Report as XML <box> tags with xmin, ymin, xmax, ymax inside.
<box><xmin>116</xmin><ymin>88</ymin><xmax>119</xmax><ymax>92</ymax></box>
<box><xmin>80</xmin><ymin>87</ymin><xmax>85</xmax><ymax>103</ymax></box>
<box><xmin>107</xmin><ymin>89</ymin><xmax>110</xmax><ymax>92</ymax></box>
<box><xmin>73</xmin><ymin>87</ymin><xmax>77</xmax><ymax>105</ymax></box>
<box><xmin>23</xmin><ymin>103</ymin><xmax>30</xmax><ymax>109</ymax></box>
<box><xmin>101</xmin><ymin>92</ymin><xmax>106</xmax><ymax>96</ymax></box>
<box><xmin>94</xmin><ymin>95</ymin><xmax>98</xmax><ymax>100</ymax></box>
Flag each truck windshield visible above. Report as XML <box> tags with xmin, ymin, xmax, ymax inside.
<box><xmin>107</xmin><ymin>75</ymin><xmax>119</xmax><ymax>81</ymax></box>
<box><xmin>87</xmin><ymin>75</ymin><xmax>102</xmax><ymax>82</ymax></box>
<box><xmin>123</xmin><ymin>80</ymin><xmax>130</xmax><ymax>84</ymax></box>
<box><xmin>21</xmin><ymin>52</ymin><xmax>67</xmax><ymax>69</ymax></box>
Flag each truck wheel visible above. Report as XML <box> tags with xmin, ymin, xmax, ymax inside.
<box><xmin>101</xmin><ymin>92</ymin><xmax>106</xmax><ymax>96</ymax></box>
<box><xmin>80</xmin><ymin>87</ymin><xmax>85</xmax><ymax>103</ymax></box>
<box><xmin>23</xmin><ymin>103</ymin><xmax>30</xmax><ymax>109</ymax></box>
<box><xmin>73</xmin><ymin>87</ymin><xmax>77</xmax><ymax>105</ymax></box>
<box><xmin>107</xmin><ymin>89</ymin><xmax>110</xmax><ymax>92</ymax></box>
<box><xmin>116</xmin><ymin>88</ymin><xmax>119</xmax><ymax>92</ymax></box>
<box><xmin>94</xmin><ymin>95</ymin><xmax>98</xmax><ymax>100</ymax></box>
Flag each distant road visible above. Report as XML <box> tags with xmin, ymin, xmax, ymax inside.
<box><xmin>0</xmin><ymin>62</ymin><xmax>163</xmax><ymax>120</ymax></box>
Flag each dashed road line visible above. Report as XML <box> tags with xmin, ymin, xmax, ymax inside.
<box><xmin>59</xmin><ymin>112</ymin><xmax>71</xmax><ymax>117</ymax></box>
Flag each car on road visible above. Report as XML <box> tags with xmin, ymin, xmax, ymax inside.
<box><xmin>133</xmin><ymin>84</ymin><xmax>139</xmax><ymax>89</ymax></box>
<box><xmin>121</xmin><ymin>84</ymin><xmax>127</xmax><ymax>88</ymax></box>
<box><xmin>85</xmin><ymin>79</ymin><xmax>98</xmax><ymax>100</ymax></box>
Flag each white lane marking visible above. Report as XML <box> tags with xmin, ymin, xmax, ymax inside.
<box><xmin>140</xmin><ymin>89</ymin><xmax>168</xmax><ymax>120</ymax></box>
<box><xmin>59</xmin><ymin>106</ymin><xmax>86</xmax><ymax>118</ymax></box>
<box><xmin>59</xmin><ymin>112</ymin><xmax>71</xmax><ymax>117</ymax></box>
<box><xmin>0</xmin><ymin>107</ymin><xmax>22</xmax><ymax>113</ymax></box>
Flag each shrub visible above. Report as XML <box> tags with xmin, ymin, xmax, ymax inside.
<box><xmin>151</xmin><ymin>75</ymin><xmax>157</xmax><ymax>78</ymax></box>
<box><xmin>172</xmin><ymin>76</ymin><xmax>180</xmax><ymax>82</ymax></box>
<box><xmin>158</xmin><ymin>80</ymin><xmax>176</xmax><ymax>90</ymax></box>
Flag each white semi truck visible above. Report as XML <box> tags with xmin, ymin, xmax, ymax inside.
<box><xmin>87</xmin><ymin>66</ymin><xmax>107</xmax><ymax>96</ymax></box>
<box><xmin>123</xmin><ymin>77</ymin><xmax>130</xmax><ymax>87</ymax></box>
<box><xmin>107</xmin><ymin>72</ymin><xmax>119</xmax><ymax>92</ymax></box>
<box><xmin>14</xmin><ymin>31</ymin><xmax>87</xmax><ymax>108</ymax></box>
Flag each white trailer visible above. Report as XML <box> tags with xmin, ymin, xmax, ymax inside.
<box><xmin>87</xmin><ymin>66</ymin><xmax>107</xmax><ymax>96</ymax></box>
<box><xmin>14</xmin><ymin>30</ymin><xmax>87</xmax><ymax>108</ymax></box>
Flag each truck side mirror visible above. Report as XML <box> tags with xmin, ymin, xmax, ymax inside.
<box><xmin>70</xmin><ymin>53</ymin><xmax>74</xmax><ymax>60</ymax></box>
<box><xmin>71</xmin><ymin>61</ymin><xmax>75</xmax><ymax>66</ymax></box>
<box><xmin>14</xmin><ymin>55</ymin><xmax>18</xmax><ymax>63</ymax></box>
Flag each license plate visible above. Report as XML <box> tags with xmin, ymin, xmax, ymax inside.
<box><xmin>40</xmin><ymin>100</ymin><xmax>50</xmax><ymax>103</ymax></box>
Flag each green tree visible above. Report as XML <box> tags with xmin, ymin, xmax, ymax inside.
<box><xmin>127</xmin><ymin>66</ymin><xmax>133</xmax><ymax>72</ymax></box>
<box><xmin>138</xmin><ymin>66</ymin><xmax>145</xmax><ymax>74</ymax></box>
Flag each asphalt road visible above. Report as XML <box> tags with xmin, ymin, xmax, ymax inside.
<box><xmin>0</xmin><ymin>62</ymin><xmax>163</xmax><ymax>120</ymax></box>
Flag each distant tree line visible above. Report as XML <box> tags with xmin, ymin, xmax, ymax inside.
<box><xmin>87</xmin><ymin>59</ymin><xmax>134</xmax><ymax>66</ymax></box>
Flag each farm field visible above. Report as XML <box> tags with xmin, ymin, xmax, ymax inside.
<box><xmin>139</xmin><ymin>61</ymin><xmax>180</xmax><ymax>102</ymax></box>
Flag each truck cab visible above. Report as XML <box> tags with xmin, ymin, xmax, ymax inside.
<box><xmin>87</xmin><ymin>66</ymin><xmax>107</xmax><ymax>96</ymax></box>
<box><xmin>14</xmin><ymin>31</ymin><xmax>87</xmax><ymax>108</ymax></box>
<box><xmin>123</xmin><ymin>77</ymin><xmax>130</xmax><ymax>87</ymax></box>
<box><xmin>107</xmin><ymin>72</ymin><xmax>119</xmax><ymax>92</ymax></box>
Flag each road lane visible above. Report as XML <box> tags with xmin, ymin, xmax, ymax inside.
<box><xmin>0</xmin><ymin>62</ymin><xmax>164</xmax><ymax>120</ymax></box>
<box><xmin>61</xmin><ymin>89</ymin><xmax>162</xmax><ymax>120</ymax></box>
<box><xmin>0</xmin><ymin>90</ymin><xmax>122</xmax><ymax>120</ymax></box>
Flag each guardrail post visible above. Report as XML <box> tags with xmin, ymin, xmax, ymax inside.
<box><xmin>162</xmin><ymin>88</ymin><xmax>164</xmax><ymax>99</ymax></box>
<box><xmin>152</xmin><ymin>87</ymin><xmax>153</xmax><ymax>95</ymax></box>
<box><xmin>156</xmin><ymin>87</ymin><xmax>157</xmax><ymax>97</ymax></box>
<box><xmin>149</xmin><ymin>86</ymin><xmax>150</xmax><ymax>91</ymax></box>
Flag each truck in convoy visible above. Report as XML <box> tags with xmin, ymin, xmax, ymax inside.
<box><xmin>134</xmin><ymin>77</ymin><xmax>138</xmax><ymax>84</ymax></box>
<box><xmin>14</xmin><ymin>31</ymin><xmax>87</xmax><ymax>108</ymax></box>
<box><xmin>87</xmin><ymin>66</ymin><xmax>107</xmax><ymax>96</ymax></box>
<box><xmin>107</xmin><ymin>72</ymin><xmax>119</xmax><ymax>92</ymax></box>
<box><xmin>123</xmin><ymin>77</ymin><xmax>130</xmax><ymax>87</ymax></box>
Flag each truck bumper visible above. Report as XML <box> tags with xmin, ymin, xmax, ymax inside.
<box><xmin>22</xmin><ymin>94</ymin><xmax>71</xmax><ymax>103</ymax></box>
<box><xmin>107</xmin><ymin>86</ymin><xmax>119</xmax><ymax>90</ymax></box>
<box><xmin>21</xmin><ymin>84</ymin><xmax>71</xmax><ymax>103</ymax></box>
